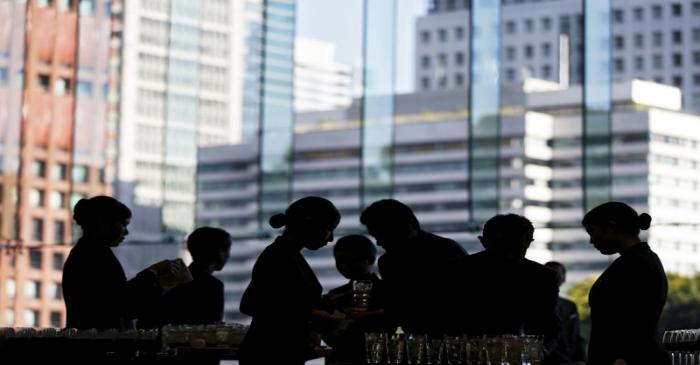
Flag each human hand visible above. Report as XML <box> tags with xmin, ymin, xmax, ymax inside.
<box><xmin>149</xmin><ymin>259</ymin><xmax>192</xmax><ymax>290</ymax></box>
<box><xmin>613</xmin><ymin>359</ymin><xmax>626</xmax><ymax>365</ymax></box>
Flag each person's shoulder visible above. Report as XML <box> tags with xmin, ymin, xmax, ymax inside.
<box><xmin>523</xmin><ymin>259</ymin><xmax>558</xmax><ymax>281</ymax></box>
<box><xmin>421</xmin><ymin>231</ymin><xmax>467</xmax><ymax>255</ymax></box>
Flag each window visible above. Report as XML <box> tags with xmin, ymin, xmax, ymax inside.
<box><xmin>53</xmin><ymin>221</ymin><xmax>65</xmax><ymax>244</ymax></box>
<box><xmin>455</xmin><ymin>52</ymin><xmax>464</xmax><ymax>65</ymax></box>
<box><xmin>633</xmin><ymin>7</ymin><xmax>644</xmax><ymax>20</ymax></box>
<box><xmin>31</xmin><ymin>160</ymin><xmax>45</xmax><ymax>177</ymax></box>
<box><xmin>673</xmin><ymin>53</ymin><xmax>683</xmax><ymax>67</ymax></box>
<box><xmin>438</xmin><ymin>76</ymin><xmax>447</xmax><ymax>88</ymax></box>
<box><xmin>54</xmin><ymin>78</ymin><xmax>70</xmax><ymax>96</ymax></box>
<box><xmin>0</xmin><ymin>67</ymin><xmax>7</xmax><ymax>86</ymax></box>
<box><xmin>58</xmin><ymin>0</ymin><xmax>73</xmax><ymax>11</ymax></box>
<box><xmin>52</xmin><ymin>253</ymin><xmax>64</xmax><ymax>271</ymax></box>
<box><xmin>29</xmin><ymin>251</ymin><xmax>42</xmax><ymax>269</ymax></box>
<box><xmin>37</xmin><ymin>0</ymin><xmax>53</xmax><ymax>8</ymax></box>
<box><xmin>421</xmin><ymin>55</ymin><xmax>430</xmax><ymax>69</ymax></box>
<box><xmin>505</xmin><ymin>21</ymin><xmax>516</xmax><ymax>34</ymax></box>
<box><xmin>542</xmin><ymin>65</ymin><xmax>552</xmax><ymax>79</ymax></box>
<box><xmin>455</xmin><ymin>73</ymin><xmax>464</xmax><ymax>86</ymax></box>
<box><xmin>693</xmin><ymin>2</ymin><xmax>700</xmax><ymax>15</ymax></box>
<box><xmin>23</xmin><ymin>310</ymin><xmax>38</xmax><ymax>327</ymax></box>
<box><xmin>29</xmin><ymin>189</ymin><xmax>44</xmax><ymax>208</ymax></box>
<box><xmin>542</xmin><ymin>43</ymin><xmax>551</xmax><ymax>57</ymax></box>
<box><xmin>49</xmin><ymin>282</ymin><xmax>62</xmax><ymax>300</ymax></box>
<box><xmin>420</xmin><ymin>30</ymin><xmax>429</xmax><ymax>44</ymax></box>
<box><xmin>72</xmin><ymin>165</ymin><xmax>88</xmax><ymax>183</ymax></box>
<box><xmin>50</xmin><ymin>312</ymin><xmax>62</xmax><ymax>328</ymax></box>
<box><xmin>672</xmin><ymin>3</ymin><xmax>683</xmax><ymax>16</ymax></box>
<box><xmin>438</xmin><ymin>28</ymin><xmax>447</xmax><ymax>42</ymax></box>
<box><xmin>613</xmin><ymin>9</ymin><xmax>624</xmax><ymax>22</ymax></box>
<box><xmin>5</xmin><ymin>279</ymin><xmax>15</xmax><ymax>299</ymax></box>
<box><xmin>524</xmin><ymin>19</ymin><xmax>533</xmax><ymax>32</ymax></box>
<box><xmin>672</xmin><ymin>30</ymin><xmax>683</xmax><ymax>44</ymax></box>
<box><xmin>25</xmin><ymin>281</ymin><xmax>40</xmax><ymax>299</ymax></box>
<box><xmin>653</xmin><ymin>54</ymin><xmax>664</xmax><ymax>69</ymax></box>
<box><xmin>541</xmin><ymin>17</ymin><xmax>551</xmax><ymax>31</ymax></box>
<box><xmin>37</xmin><ymin>74</ymin><xmax>50</xmax><ymax>92</ymax></box>
<box><xmin>421</xmin><ymin>77</ymin><xmax>430</xmax><ymax>90</ymax></box>
<box><xmin>634</xmin><ymin>33</ymin><xmax>643</xmax><ymax>47</ymax></box>
<box><xmin>52</xmin><ymin>164</ymin><xmax>67</xmax><ymax>181</ymax></box>
<box><xmin>614</xmin><ymin>58</ymin><xmax>625</xmax><ymax>73</ymax></box>
<box><xmin>652</xmin><ymin>32</ymin><xmax>663</xmax><ymax>46</ymax></box>
<box><xmin>652</xmin><ymin>5</ymin><xmax>663</xmax><ymax>19</ymax></box>
<box><xmin>614</xmin><ymin>36</ymin><xmax>624</xmax><ymax>49</ymax></box>
<box><xmin>49</xmin><ymin>192</ymin><xmax>65</xmax><ymax>209</ymax></box>
<box><xmin>693</xmin><ymin>74</ymin><xmax>700</xmax><ymax>86</ymax></box>
<box><xmin>79</xmin><ymin>0</ymin><xmax>94</xmax><ymax>15</ymax></box>
<box><xmin>454</xmin><ymin>27</ymin><xmax>464</xmax><ymax>40</ymax></box>
<box><xmin>693</xmin><ymin>28</ymin><xmax>700</xmax><ymax>43</ymax></box>
<box><xmin>654</xmin><ymin>76</ymin><xmax>664</xmax><ymax>84</ymax></box>
<box><xmin>506</xmin><ymin>47</ymin><xmax>515</xmax><ymax>60</ymax></box>
<box><xmin>32</xmin><ymin>218</ymin><xmax>43</xmax><ymax>241</ymax></box>
<box><xmin>524</xmin><ymin>45</ymin><xmax>533</xmax><ymax>58</ymax></box>
<box><xmin>635</xmin><ymin>56</ymin><xmax>644</xmax><ymax>71</ymax></box>
<box><xmin>673</xmin><ymin>75</ymin><xmax>683</xmax><ymax>87</ymax></box>
<box><xmin>5</xmin><ymin>310</ymin><xmax>14</xmax><ymax>326</ymax></box>
<box><xmin>695</xmin><ymin>51</ymin><xmax>700</xmax><ymax>65</ymax></box>
<box><xmin>437</xmin><ymin>53</ymin><xmax>447</xmax><ymax>67</ymax></box>
<box><xmin>76</xmin><ymin>80</ymin><xmax>92</xmax><ymax>97</ymax></box>
<box><xmin>505</xmin><ymin>68</ymin><xmax>515</xmax><ymax>82</ymax></box>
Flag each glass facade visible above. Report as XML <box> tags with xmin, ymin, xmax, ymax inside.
<box><xmin>360</xmin><ymin>0</ymin><xmax>396</xmax><ymax>207</ymax></box>
<box><xmin>258</xmin><ymin>0</ymin><xmax>297</xmax><ymax>231</ymax></box>
<box><xmin>583</xmin><ymin>0</ymin><xmax>612</xmax><ymax>210</ymax></box>
<box><xmin>468</xmin><ymin>0</ymin><xmax>500</xmax><ymax>226</ymax></box>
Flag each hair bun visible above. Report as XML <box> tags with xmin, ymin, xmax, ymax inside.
<box><xmin>637</xmin><ymin>213</ymin><xmax>652</xmax><ymax>231</ymax></box>
<box><xmin>269</xmin><ymin>213</ymin><xmax>287</xmax><ymax>229</ymax></box>
<box><xmin>72</xmin><ymin>198</ymin><xmax>93</xmax><ymax>226</ymax></box>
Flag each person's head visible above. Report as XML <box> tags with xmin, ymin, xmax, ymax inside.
<box><xmin>582</xmin><ymin>201</ymin><xmax>651</xmax><ymax>255</ymax></box>
<box><xmin>269</xmin><ymin>196</ymin><xmax>341</xmax><ymax>250</ymax></box>
<box><xmin>360</xmin><ymin>199</ymin><xmax>420</xmax><ymax>251</ymax></box>
<box><xmin>73</xmin><ymin>196</ymin><xmax>131</xmax><ymax>247</ymax></box>
<box><xmin>333</xmin><ymin>234</ymin><xmax>377</xmax><ymax>280</ymax></box>
<box><xmin>479</xmin><ymin>214</ymin><xmax>534</xmax><ymax>261</ymax></box>
<box><xmin>187</xmin><ymin>227</ymin><xmax>232</xmax><ymax>271</ymax></box>
<box><xmin>545</xmin><ymin>261</ymin><xmax>566</xmax><ymax>288</ymax></box>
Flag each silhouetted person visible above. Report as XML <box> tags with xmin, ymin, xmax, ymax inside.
<box><xmin>140</xmin><ymin>227</ymin><xmax>231</xmax><ymax>328</ymax></box>
<box><xmin>62</xmin><ymin>196</ymin><xmax>185</xmax><ymax>330</ymax></box>
<box><xmin>583</xmin><ymin>202</ymin><xmax>670</xmax><ymax>365</ymax></box>
<box><xmin>239</xmin><ymin>197</ymin><xmax>345</xmax><ymax>365</ymax></box>
<box><xmin>322</xmin><ymin>234</ymin><xmax>388</xmax><ymax>365</ymax></box>
<box><xmin>441</xmin><ymin>214</ymin><xmax>559</xmax><ymax>353</ymax></box>
<box><xmin>360</xmin><ymin>199</ymin><xmax>467</xmax><ymax>334</ymax></box>
<box><xmin>545</xmin><ymin>261</ymin><xmax>586</xmax><ymax>365</ymax></box>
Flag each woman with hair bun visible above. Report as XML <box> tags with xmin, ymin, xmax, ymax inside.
<box><xmin>583</xmin><ymin>201</ymin><xmax>671</xmax><ymax>365</ymax></box>
<box><xmin>63</xmin><ymin>196</ymin><xmax>186</xmax><ymax>330</ymax></box>
<box><xmin>239</xmin><ymin>196</ymin><xmax>344</xmax><ymax>365</ymax></box>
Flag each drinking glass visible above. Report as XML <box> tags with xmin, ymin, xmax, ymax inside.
<box><xmin>366</xmin><ymin>332</ymin><xmax>388</xmax><ymax>364</ymax></box>
<box><xmin>427</xmin><ymin>336</ymin><xmax>444</xmax><ymax>365</ymax></box>
<box><xmin>353</xmin><ymin>280</ymin><xmax>373</xmax><ymax>311</ymax></box>
<box><xmin>444</xmin><ymin>335</ymin><xmax>465</xmax><ymax>365</ymax></box>
<box><xmin>388</xmin><ymin>332</ymin><xmax>407</xmax><ymax>364</ymax></box>
<box><xmin>407</xmin><ymin>334</ymin><xmax>428</xmax><ymax>364</ymax></box>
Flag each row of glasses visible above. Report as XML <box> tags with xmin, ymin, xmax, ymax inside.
<box><xmin>664</xmin><ymin>329</ymin><xmax>700</xmax><ymax>365</ymax></box>
<box><xmin>365</xmin><ymin>333</ymin><xmax>544</xmax><ymax>364</ymax></box>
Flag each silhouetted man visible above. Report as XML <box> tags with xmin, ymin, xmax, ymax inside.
<box><xmin>360</xmin><ymin>199</ymin><xmax>467</xmax><ymax>334</ymax></box>
<box><xmin>441</xmin><ymin>214</ymin><xmax>559</xmax><ymax>354</ymax></box>
<box><xmin>545</xmin><ymin>261</ymin><xmax>586</xmax><ymax>365</ymax></box>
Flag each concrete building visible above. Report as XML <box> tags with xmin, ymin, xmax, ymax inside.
<box><xmin>198</xmin><ymin>79</ymin><xmax>700</xmax><ymax>321</ymax></box>
<box><xmin>416</xmin><ymin>0</ymin><xmax>700</xmax><ymax>112</ymax></box>
<box><xmin>294</xmin><ymin>37</ymin><xmax>355</xmax><ymax>112</ymax></box>
<box><xmin>0</xmin><ymin>0</ymin><xmax>111</xmax><ymax>328</ymax></box>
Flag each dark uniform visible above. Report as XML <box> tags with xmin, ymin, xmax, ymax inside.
<box><xmin>550</xmin><ymin>297</ymin><xmax>586</xmax><ymax>364</ymax></box>
<box><xmin>588</xmin><ymin>243</ymin><xmax>671</xmax><ymax>365</ymax></box>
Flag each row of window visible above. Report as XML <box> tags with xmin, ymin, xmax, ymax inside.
<box><xmin>651</xmin><ymin>133</ymin><xmax>700</xmax><ymax>149</ymax></box>
<box><xmin>5</xmin><ymin>309</ymin><xmax>62</xmax><ymax>328</ymax></box>
<box><xmin>28</xmin><ymin>251</ymin><xmax>64</xmax><ymax>271</ymax></box>
<box><xmin>31</xmin><ymin>161</ymin><xmax>89</xmax><ymax>183</ymax></box>
<box><xmin>614</xmin><ymin>29</ymin><xmax>700</xmax><ymax>50</ymax></box>
<box><xmin>612</xmin><ymin>2</ymin><xmax>700</xmax><ymax>23</ymax></box>
<box><xmin>35</xmin><ymin>75</ymin><xmax>71</xmax><ymax>96</ymax></box>
<box><xmin>28</xmin><ymin>189</ymin><xmax>67</xmax><ymax>210</ymax></box>
<box><xmin>5</xmin><ymin>279</ymin><xmax>62</xmax><ymax>301</ymax></box>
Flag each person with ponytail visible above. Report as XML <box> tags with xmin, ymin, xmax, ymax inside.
<box><xmin>583</xmin><ymin>202</ymin><xmax>671</xmax><ymax>365</ymax></box>
<box><xmin>238</xmin><ymin>196</ymin><xmax>344</xmax><ymax>365</ymax></box>
<box><xmin>62</xmin><ymin>196</ymin><xmax>187</xmax><ymax>330</ymax></box>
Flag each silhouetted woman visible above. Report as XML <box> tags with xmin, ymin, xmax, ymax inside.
<box><xmin>583</xmin><ymin>202</ymin><xmax>670</xmax><ymax>365</ymax></box>
<box><xmin>62</xmin><ymin>196</ymin><xmax>179</xmax><ymax>330</ymax></box>
<box><xmin>239</xmin><ymin>196</ymin><xmax>342</xmax><ymax>365</ymax></box>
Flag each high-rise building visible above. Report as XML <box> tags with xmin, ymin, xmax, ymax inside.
<box><xmin>112</xmin><ymin>0</ymin><xmax>245</xmax><ymax>244</ymax></box>
<box><xmin>198</xmin><ymin>79</ymin><xmax>700</xmax><ymax>322</ymax></box>
<box><xmin>416</xmin><ymin>0</ymin><xmax>700</xmax><ymax>113</ymax></box>
<box><xmin>294</xmin><ymin>37</ymin><xmax>355</xmax><ymax>112</ymax></box>
<box><xmin>0</xmin><ymin>0</ymin><xmax>111</xmax><ymax>328</ymax></box>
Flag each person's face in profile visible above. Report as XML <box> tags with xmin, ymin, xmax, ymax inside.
<box><xmin>334</xmin><ymin>249</ymin><xmax>373</xmax><ymax>280</ymax></box>
<box><xmin>99</xmin><ymin>218</ymin><xmax>130</xmax><ymax>247</ymax></box>
<box><xmin>214</xmin><ymin>243</ymin><xmax>231</xmax><ymax>271</ymax></box>
<box><xmin>365</xmin><ymin>223</ymin><xmax>405</xmax><ymax>251</ymax></box>
<box><xmin>585</xmin><ymin>223</ymin><xmax>620</xmax><ymax>255</ymax></box>
<box><xmin>303</xmin><ymin>221</ymin><xmax>337</xmax><ymax>251</ymax></box>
